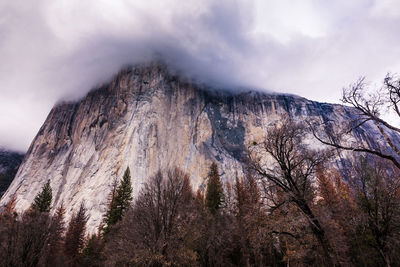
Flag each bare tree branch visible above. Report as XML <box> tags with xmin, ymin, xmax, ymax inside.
<box><xmin>248</xmin><ymin>118</ymin><xmax>337</xmax><ymax>265</ymax></box>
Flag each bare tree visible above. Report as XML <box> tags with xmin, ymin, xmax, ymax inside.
<box><xmin>0</xmin><ymin>196</ymin><xmax>66</xmax><ymax>267</ymax></box>
<box><xmin>311</xmin><ymin>74</ymin><xmax>400</xmax><ymax>170</ymax></box>
<box><xmin>104</xmin><ymin>168</ymin><xmax>199</xmax><ymax>266</ymax></box>
<box><xmin>350</xmin><ymin>157</ymin><xmax>400</xmax><ymax>267</ymax></box>
<box><xmin>0</xmin><ymin>210</ymin><xmax>51</xmax><ymax>267</ymax></box>
<box><xmin>315</xmin><ymin>167</ymin><xmax>358</xmax><ymax>265</ymax></box>
<box><xmin>249</xmin><ymin>118</ymin><xmax>337</xmax><ymax>266</ymax></box>
<box><xmin>233</xmin><ymin>174</ymin><xmax>281</xmax><ymax>266</ymax></box>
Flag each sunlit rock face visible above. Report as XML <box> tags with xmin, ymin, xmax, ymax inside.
<box><xmin>0</xmin><ymin>63</ymin><xmax>393</xmax><ymax>232</ymax></box>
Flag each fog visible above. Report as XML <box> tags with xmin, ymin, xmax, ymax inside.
<box><xmin>1</xmin><ymin>0</ymin><xmax>400</xmax><ymax>151</ymax></box>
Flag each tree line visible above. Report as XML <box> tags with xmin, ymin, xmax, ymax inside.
<box><xmin>1</xmin><ymin>122</ymin><xmax>400</xmax><ymax>266</ymax></box>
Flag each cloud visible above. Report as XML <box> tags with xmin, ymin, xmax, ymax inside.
<box><xmin>1</xmin><ymin>0</ymin><xmax>400</xmax><ymax>151</ymax></box>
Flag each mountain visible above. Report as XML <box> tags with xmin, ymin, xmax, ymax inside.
<box><xmin>0</xmin><ymin>63</ymin><xmax>393</xmax><ymax>232</ymax></box>
<box><xmin>0</xmin><ymin>149</ymin><xmax>24</xmax><ymax>197</ymax></box>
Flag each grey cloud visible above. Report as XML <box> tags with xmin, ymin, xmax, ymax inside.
<box><xmin>1</xmin><ymin>0</ymin><xmax>400</xmax><ymax>151</ymax></box>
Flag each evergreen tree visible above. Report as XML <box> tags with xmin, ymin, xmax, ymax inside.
<box><xmin>39</xmin><ymin>205</ymin><xmax>66</xmax><ymax>266</ymax></box>
<box><xmin>103</xmin><ymin>167</ymin><xmax>133</xmax><ymax>235</ymax></box>
<box><xmin>65</xmin><ymin>202</ymin><xmax>88</xmax><ymax>265</ymax></box>
<box><xmin>205</xmin><ymin>163</ymin><xmax>224</xmax><ymax>214</ymax></box>
<box><xmin>81</xmin><ymin>234</ymin><xmax>104</xmax><ymax>266</ymax></box>
<box><xmin>31</xmin><ymin>180</ymin><xmax>52</xmax><ymax>212</ymax></box>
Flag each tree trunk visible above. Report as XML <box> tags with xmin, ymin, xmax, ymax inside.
<box><xmin>378</xmin><ymin>248</ymin><xmax>391</xmax><ymax>267</ymax></box>
<box><xmin>296</xmin><ymin>199</ymin><xmax>338</xmax><ymax>266</ymax></box>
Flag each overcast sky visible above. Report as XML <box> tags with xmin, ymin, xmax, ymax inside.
<box><xmin>1</xmin><ymin>0</ymin><xmax>400</xmax><ymax>152</ymax></box>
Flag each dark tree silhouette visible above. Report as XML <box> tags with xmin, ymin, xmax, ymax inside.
<box><xmin>81</xmin><ymin>233</ymin><xmax>104</xmax><ymax>266</ymax></box>
<box><xmin>65</xmin><ymin>202</ymin><xmax>88</xmax><ymax>266</ymax></box>
<box><xmin>311</xmin><ymin>74</ymin><xmax>400</xmax><ymax>170</ymax></box>
<box><xmin>39</xmin><ymin>205</ymin><xmax>66</xmax><ymax>266</ymax></box>
<box><xmin>102</xmin><ymin>167</ymin><xmax>133</xmax><ymax>236</ymax></box>
<box><xmin>205</xmin><ymin>162</ymin><xmax>224</xmax><ymax>214</ymax></box>
<box><xmin>351</xmin><ymin>157</ymin><xmax>400</xmax><ymax>266</ymax></box>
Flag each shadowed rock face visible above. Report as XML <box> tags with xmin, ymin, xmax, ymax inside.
<box><xmin>0</xmin><ymin>150</ymin><xmax>24</xmax><ymax>197</ymax></box>
<box><xmin>0</xmin><ymin>63</ymin><xmax>396</xmax><ymax>232</ymax></box>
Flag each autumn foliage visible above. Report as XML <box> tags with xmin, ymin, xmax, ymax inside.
<box><xmin>1</xmin><ymin>144</ymin><xmax>400</xmax><ymax>266</ymax></box>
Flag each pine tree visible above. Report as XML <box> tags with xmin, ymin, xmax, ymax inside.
<box><xmin>31</xmin><ymin>180</ymin><xmax>52</xmax><ymax>212</ymax></box>
<box><xmin>65</xmin><ymin>202</ymin><xmax>88</xmax><ymax>265</ymax></box>
<box><xmin>81</xmin><ymin>234</ymin><xmax>104</xmax><ymax>266</ymax></box>
<box><xmin>103</xmin><ymin>167</ymin><xmax>133</xmax><ymax>235</ymax></box>
<box><xmin>205</xmin><ymin>162</ymin><xmax>224</xmax><ymax>214</ymax></box>
<box><xmin>115</xmin><ymin>167</ymin><xmax>133</xmax><ymax>219</ymax></box>
<box><xmin>39</xmin><ymin>205</ymin><xmax>66</xmax><ymax>266</ymax></box>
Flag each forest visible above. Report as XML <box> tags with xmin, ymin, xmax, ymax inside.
<box><xmin>1</xmin><ymin>126</ymin><xmax>399</xmax><ymax>266</ymax></box>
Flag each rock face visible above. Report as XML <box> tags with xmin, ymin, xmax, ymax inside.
<box><xmin>0</xmin><ymin>149</ymin><xmax>24</xmax><ymax>197</ymax></box>
<box><xmin>0</xmin><ymin>63</ymin><xmax>396</xmax><ymax>232</ymax></box>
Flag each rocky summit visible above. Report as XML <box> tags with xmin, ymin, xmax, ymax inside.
<box><xmin>0</xmin><ymin>63</ymin><xmax>393</xmax><ymax>232</ymax></box>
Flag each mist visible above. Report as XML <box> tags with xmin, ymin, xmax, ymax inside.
<box><xmin>1</xmin><ymin>0</ymin><xmax>400</xmax><ymax>151</ymax></box>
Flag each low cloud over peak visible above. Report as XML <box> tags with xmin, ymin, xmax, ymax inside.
<box><xmin>1</xmin><ymin>0</ymin><xmax>400</xmax><ymax>151</ymax></box>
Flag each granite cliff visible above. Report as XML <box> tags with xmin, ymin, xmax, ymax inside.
<box><xmin>1</xmin><ymin>63</ymin><xmax>395</xmax><ymax>231</ymax></box>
